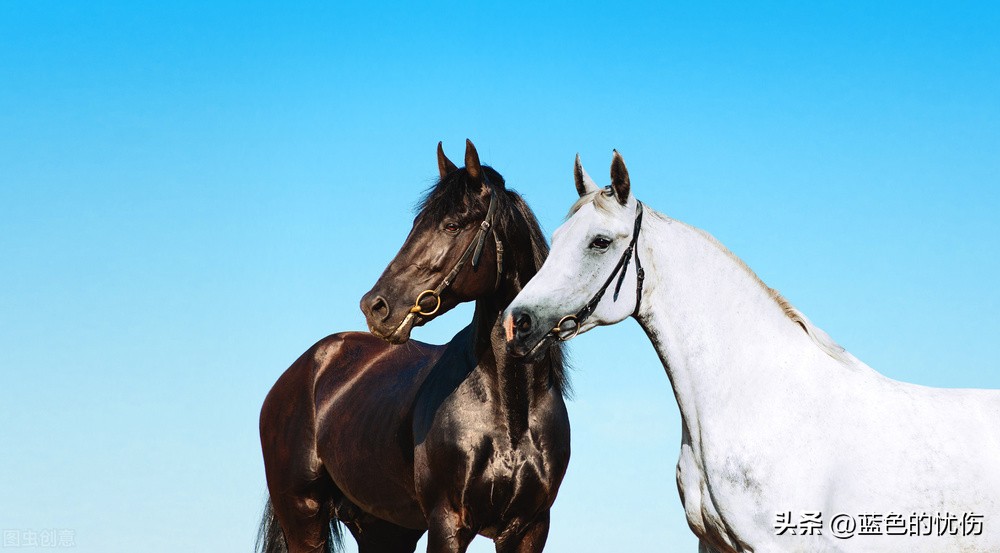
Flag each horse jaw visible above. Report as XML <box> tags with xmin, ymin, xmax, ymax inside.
<box><xmin>369</xmin><ymin>312</ymin><xmax>418</xmax><ymax>344</ymax></box>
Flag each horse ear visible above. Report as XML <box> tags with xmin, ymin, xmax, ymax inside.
<box><xmin>610</xmin><ymin>149</ymin><xmax>631</xmax><ymax>205</ymax></box>
<box><xmin>437</xmin><ymin>141</ymin><xmax>457</xmax><ymax>178</ymax></box>
<box><xmin>574</xmin><ymin>153</ymin><xmax>599</xmax><ymax>196</ymax></box>
<box><xmin>465</xmin><ymin>139</ymin><xmax>482</xmax><ymax>183</ymax></box>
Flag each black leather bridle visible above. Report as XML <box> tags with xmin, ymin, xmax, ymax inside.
<box><xmin>408</xmin><ymin>184</ymin><xmax>504</xmax><ymax>317</ymax></box>
<box><xmin>550</xmin><ymin>199</ymin><xmax>645</xmax><ymax>341</ymax></box>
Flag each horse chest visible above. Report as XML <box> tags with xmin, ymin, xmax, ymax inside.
<box><xmin>463</xmin><ymin>437</ymin><xmax>559</xmax><ymax>536</ymax></box>
<box><xmin>676</xmin><ymin>434</ymin><xmax>773</xmax><ymax>552</ymax></box>
<box><xmin>414</xmin><ymin>380</ymin><xmax>569</xmax><ymax>532</ymax></box>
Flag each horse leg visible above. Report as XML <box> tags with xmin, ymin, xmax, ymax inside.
<box><xmin>264</xmin><ymin>456</ymin><xmax>343</xmax><ymax>553</ymax></box>
<box><xmin>265</xmin><ymin>473</ymin><xmax>337</xmax><ymax>553</ymax></box>
<box><xmin>343</xmin><ymin>515</ymin><xmax>424</xmax><ymax>553</ymax></box>
<box><xmin>698</xmin><ymin>540</ymin><xmax>725</xmax><ymax>553</ymax></box>
<box><xmin>261</xmin><ymin>358</ymin><xmax>338</xmax><ymax>553</ymax></box>
<box><xmin>494</xmin><ymin>511</ymin><xmax>550</xmax><ymax>553</ymax></box>
<box><xmin>425</xmin><ymin>508</ymin><xmax>475</xmax><ymax>553</ymax></box>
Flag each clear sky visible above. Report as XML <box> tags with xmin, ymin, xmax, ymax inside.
<box><xmin>1</xmin><ymin>2</ymin><xmax>998</xmax><ymax>552</ymax></box>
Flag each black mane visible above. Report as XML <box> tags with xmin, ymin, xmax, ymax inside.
<box><xmin>416</xmin><ymin>166</ymin><xmax>571</xmax><ymax>398</ymax></box>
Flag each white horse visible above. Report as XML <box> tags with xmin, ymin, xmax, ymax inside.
<box><xmin>503</xmin><ymin>152</ymin><xmax>1000</xmax><ymax>553</ymax></box>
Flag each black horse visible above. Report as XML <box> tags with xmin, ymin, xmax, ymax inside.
<box><xmin>258</xmin><ymin>140</ymin><xmax>570</xmax><ymax>553</ymax></box>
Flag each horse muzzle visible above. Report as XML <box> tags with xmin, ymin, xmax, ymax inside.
<box><xmin>361</xmin><ymin>289</ymin><xmax>420</xmax><ymax>344</ymax></box>
<box><xmin>503</xmin><ymin>309</ymin><xmax>556</xmax><ymax>360</ymax></box>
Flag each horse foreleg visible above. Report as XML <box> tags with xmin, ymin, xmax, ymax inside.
<box><xmin>344</xmin><ymin>515</ymin><xmax>424</xmax><ymax>553</ymax></box>
<box><xmin>425</xmin><ymin>508</ymin><xmax>475</xmax><ymax>553</ymax></box>
<box><xmin>494</xmin><ymin>511</ymin><xmax>550</xmax><ymax>553</ymax></box>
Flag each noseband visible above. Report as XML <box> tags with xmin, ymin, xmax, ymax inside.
<box><xmin>409</xmin><ymin>184</ymin><xmax>504</xmax><ymax>317</ymax></box>
<box><xmin>551</xmin><ymin>200</ymin><xmax>644</xmax><ymax>341</ymax></box>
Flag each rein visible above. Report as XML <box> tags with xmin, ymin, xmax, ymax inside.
<box><xmin>408</xmin><ymin>185</ymin><xmax>504</xmax><ymax>317</ymax></box>
<box><xmin>551</xmin><ymin>200</ymin><xmax>645</xmax><ymax>341</ymax></box>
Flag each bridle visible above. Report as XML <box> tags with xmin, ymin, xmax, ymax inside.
<box><xmin>408</xmin><ymin>183</ymin><xmax>504</xmax><ymax>317</ymax></box>
<box><xmin>550</xmin><ymin>199</ymin><xmax>644</xmax><ymax>341</ymax></box>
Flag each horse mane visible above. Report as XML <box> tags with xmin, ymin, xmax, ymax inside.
<box><xmin>418</xmin><ymin>167</ymin><xmax>572</xmax><ymax>397</ymax></box>
<box><xmin>569</xmin><ymin>188</ymin><xmax>848</xmax><ymax>364</ymax></box>
<box><xmin>685</xmin><ymin>224</ymin><xmax>850</xmax><ymax>364</ymax></box>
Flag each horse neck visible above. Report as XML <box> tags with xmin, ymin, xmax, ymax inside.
<box><xmin>634</xmin><ymin>215</ymin><xmax>841</xmax><ymax>437</ymax></box>
<box><xmin>469</xmin><ymin>233</ymin><xmax>550</xmax><ymax>446</ymax></box>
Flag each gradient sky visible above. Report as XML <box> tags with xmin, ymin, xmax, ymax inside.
<box><xmin>2</xmin><ymin>2</ymin><xmax>998</xmax><ymax>552</ymax></box>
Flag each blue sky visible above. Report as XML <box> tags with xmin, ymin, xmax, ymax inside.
<box><xmin>1</xmin><ymin>2</ymin><xmax>998</xmax><ymax>552</ymax></box>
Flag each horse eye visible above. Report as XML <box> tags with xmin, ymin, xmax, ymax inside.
<box><xmin>444</xmin><ymin>222</ymin><xmax>461</xmax><ymax>233</ymax></box>
<box><xmin>589</xmin><ymin>237</ymin><xmax>612</xmax><ymax>250</ymax></box>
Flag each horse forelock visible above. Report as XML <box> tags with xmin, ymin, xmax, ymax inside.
<box><xmin>566</xmin><ymin>187</ymin><xmax>622</xmax><ymax>219</ymax></box>
<box><xmin>414</xmin><ymin>165</ymin><xmax>506</xmax><ymax>221</ymax></box>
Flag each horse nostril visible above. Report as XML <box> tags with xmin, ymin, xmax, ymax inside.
<box><xmin>371</xmin><ymin>296</ymin><xmax>390</xmax><ymax>322</ymax></box>
<box><xmin>515</xmin><ymin>313</ymin><xmax>532</xmax><ymax>335</ymax></box>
